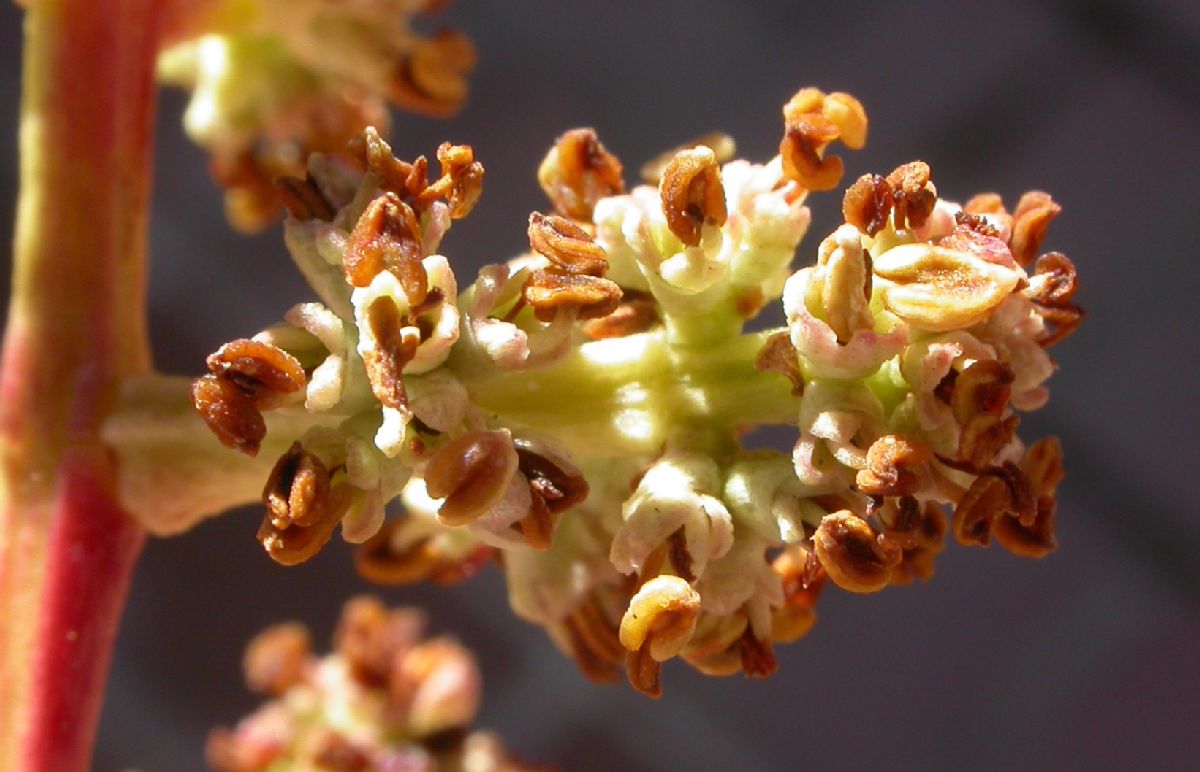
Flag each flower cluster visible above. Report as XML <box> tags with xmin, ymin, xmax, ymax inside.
<box><xmin>158</xmin><ymin>0</ymin><xmax>474</xmax><ymax>231</ymax></box>
<box><xmin>194</xmin><ymin>86</ymin><xmax>1083</xmax><ymax>697</ymax></box>
<box><xmin>207</xmin><ymin>596</ymin><xmax>537</xmax><ymax>771</ymax></box>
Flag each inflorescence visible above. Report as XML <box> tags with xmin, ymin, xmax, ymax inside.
<box><xmin>193</xmin><ymin>86</ymin><xmax>1084</xmax><ymax>697</ymax></box>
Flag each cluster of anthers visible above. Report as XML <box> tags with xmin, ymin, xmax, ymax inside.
<box><xmin>158</xmin><ymin>0</ymin><xmax>475</xmax><ymax>231</ymax></box>
<box><xmin>194</xmin><ymin>85</ymin><xmax>1084</xmax><ymax>697</ymax></box>
<box><xmin>207</xmin><ymin>596</ymin><xmax>537</xmax><ymax>771</ymax></box>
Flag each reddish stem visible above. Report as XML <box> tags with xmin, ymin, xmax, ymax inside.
<box><xmin>0</xmin><ymin>1</ymin><xmax>160</xmax><ymax>769</ymax></box>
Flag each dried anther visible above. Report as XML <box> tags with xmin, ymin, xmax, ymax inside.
<box><xmin>856</xmin><ymin>435</ymin><xmax>933</xmax><ymax>497</ymax></box>
<box><xmin>258</xmin><ymin>484</ymin><xmax>351</xmax><ymax>566</ymax></box>
<box><xmin>421</xmin><ymin>142</ymin><xmax>485</xmax><ymax>219</ymax></box>
<box><xmin>362</xmin><ymin>296</ymin><xmax>421</xmax><ymax>410</ymax></box>
<box><xmin>813</xmin><ymin>511</ymin><xmax>901</xmax><ymax>593</ymax></box>
<box><xmin>538</xmin><ymin>128</ymin><xmax>625</xmax><ymax>221</ymax></box>
<box><xmin>620</xmin><ymin>575</ymin><xmax>701</xmax><ymax>662</ymax></box>
<box><xmin>564</xmin><ymin>595</ymin><xmax>626</xmax><ymax>684</ymax></box>
<box><xmin>780</xmin><ymin>88</ymin><xmax>867</xmax><ymax>191</ymax></box>
<box><xmin>994</xmin><ymin>496</ymin><xmax>1057</xmax><ymax>557</ymax></box>
<box><xmin>513</xmin><ymin>440</ymin><xmax>589</xmax><ymax>550</ymax></box>
<box><xmin>640</xmin><ymin>131</ymin><xmax>736</xmax><ymax>184</ymax></box>
<box><xmin>952</xmin><ymin>463</ymin><xmax>1034</xmax><ymax>547</ymax></box>
<box><xmin>958</xmin><ymin>412</ymin><xmax>1020</xmax><ymax>471</ymax></box>
<box><xmin>739</xmin><ymin>629</ymin><xmax>777</xmax><ymax>680</ymax></box>
<box><xmin>659</xmin><ymin>146</ymin><xmax>728</xmax><ymax>247</ymax></box>
<box><xmin>194</xmin><ymin>339</ymin><xmax>307</xmax><ymax>456</ymax></box>
<box><xmin>842</xmin><ymin>173</ymin><xmax>893</xmax><ymax>235</ymax></box>
<box><xmin>951</xmin><ymin>360</ymin><xmax>1013</xmax><ymax>426</ymax></box>
<box><xmin>1009</xmin><ymin>191</ymin><xmax>1061</xmax><ymax>266</ymax></box>
<box><xmin>345</xmin><ymin>192</ymin><xmax>428</xmax><ymax>298</ymax></box>
<box><xmin>522</xmin><ymin>270</ymin><xmax>623</xmax><ymax>322</ymax></box>
<box><xmin>885</xmin><ymin>161</ymin><xmax>937</xmax><ymax>231</ymax></box>
<box><xmin>243</xmin><ymin>622</ymin><xmax>312</xmax><ymax>697</ymax></box>
<box><xmin>890</xmin><ymin>502</ymin><xmax>948</xmax><ymax>584</ymax></box>
<box><xmin>581</xmin><ymin>290</ymin><xmax>660</xmax><ymax>340</ymax></box>
<box><xmin>425</xmin><ymin>431</ymin><xmax>520</xmax><ymax>527</ymax></box>
<box><xmin>334</xmin><ymin>596</ymin><xmax>426</xmax><ymax>688</ymax></box>
<box><xmin>390</xmin><ymin>29</ymin><xmax>477</xmax><ymax>118</ymax></box>
<box><xmin>527</xmin><ymin>212</ymin><xmax>609</xmax><ymax>276</ymax></box>
<box><xmin>263</xmin><ymin>443</ymin><xmax>332</xmax><ymax>530</ymax></box>
<box><xmin>755</xmin><ymin>331</ymin><xmax>805</xmax><ymax>395</ymax></box>
<box><xmin>356</xmin><ymin>520</ymin><xmax>493</xmax><ymax>586</ymax></box>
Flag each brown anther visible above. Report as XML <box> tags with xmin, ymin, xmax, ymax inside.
<box><xmin>527</xmin><ymin>212</ymin><xmax>610</xmax><ymax>276</ymax></box>
<box><xmin>660</xmin><ymin>146</ymin><xmax>728</xmax><ymax>247</ymax></box>
<box><xmin>206</xmin><ymin>338</ymin><xmax>307</xmax><ymax>398</ymax></box>
<box><xmin>952</xmin><ymin>466</ymin><xmax>1032</xmax><ymax>547</ymax></box>
<box><xmin>1009</xmin><ymin>191</ymin><xmax>1061</xmax><ymax>266</ymax></box>
<box><xmin>257</xmin><ymin>484</ymin><xmax>351</xmax><ymax>566</ymax></box>
<box><xmin>1035</xmin><ymin>302</ymin><xmax>1086</xmax><ymax>348</ymax></box>
<box><xmin>242</xmin><ymin>622</ymin><xmax>311</xmax><ymax>696</ymax></box>
<box><xmin>311</xmin><ymin>731</ymin><xmax>372</xmax><ymax>771</ymax></box>
<box><xmin>813</xmin><ymin>511</ymin><xmax>902</xmax><ymax>593</ymax></box>
<box><xmin>276</xmin><ymin>174</ymin><xmax>336</xmax><ymax>222</ymax></box>
<box><xmin>667</xmin><ymin>527</ymin><xmax>695</xmax><ymax>583</ymax></box>
<box><xmin>739</xmin><ymin>628</ymin><xmax>777</xmax><ymax>679</ymax></box>
<box><xmin>347</xmin><ymin>128</ymin><xmax>416</xmax><ymax>195</ymax></box>
<box><xmin>619</xmin><ymin>575</ymin><xmax>701</xmax><ymax>665</ymax></box>
<box><xmin>951</xmin><ymin>360</ymin><xmax>1014</xmax><ymax>426</ymax></box>
<box><xmin>334</xmin><ymin>596</ymin><xmax>427</xmax><ymax>688</ymax></box>
<box><xmin>754</xmin><ymin>331</ymin><xmax>805</xmax><ymax>395</ymax></box>
<box><xmin>362</xmin><ymin>295</ymin><xmax>421</xmax><ymax>410</ymax></box>
<box><xmin>890</xmin><ymin>501</ymin><xmax>948</xmax><ymax>584</ymax></box>
<box><xmin>581</xmin><ymin>290</ymin><xmax>660</xmax><ymax>340</ymax></box>
<box><xmin>626</xmin><ymin>646</ymin><xmax>663</xmax><ymax>698</ymax></box>
<box><xmin>564</xmin><ymin>596</ymin><xmax>625</xmax><ymax>684</ymax></box>
<box><xmin>780</xmin><ymin>113</ymin><xmax>843</xmax><ymax>191</ymax></box>
<box><xmin>512</xmin><ymin>440</ymin><xmax>590</xmax><ymax>550</ymax></box>
<box><xmin>780</xmin><ymin>88</ymin><xmax>867</xmax><ymax>191</ymax></box>
<box><xmin>959</xmin><ymin>413</ymin><xmax>1020</xmax><ymax>471</ymax></box>
<box><xmin>994</xmin><ymin>496</ymin><xmax>1057</xmax><ymax>558</ymax></box>
<box><xmin>771</xmin><ymin>549</ymin><xmax>823</xmax><ymax>643</ymax></box>
<box><xmin>192</xmin><ymin>374</ymin><xmax>266</xmax><ymax>456</ymax></box>
<box><xmin>963</xmin><ymin>192</ymin><xmax>1007</xmax><ymax>217</ymax></box>
<box><xmin>855</xmin><ymin>435</ymin><xmax>933</xmax><ymax>497</ymax></box>
<box><xmin>355</xmin><ymin>521</ymin><xmax>440</xmax><ymax>585</ymax></box>
<box><xmin>522</xmin><ymin>269</ymin><xmax>623</xmax><ymax>322</ymax></box>
<box><xmin>842</xmin><ymin>173</ymin><xmax>894</xmax><ymax>236</ymax></box>
<box><xmin>263</xmin><ymin>442</ymin><xmax>331</xmax><ymax>530</ymax></box>
<box><xmin>1029</xmin><ymin>251</ymin><xmax>1079</xmax><ymax>305</ymax></box>
<box><xmin>885</xmin><ymin>161</ymin><xmax>937</xmax><ymax>231</ymax></box>
<box><xmin>420</xmin><ymin>142</ymin><xmax>484</xmax><ymax>219</ymax></box>
<box><xmin>344</xmin><ymin>192</ymin><xmax>428</xmax><ymax>299</ymax></box>
<box><xmin>390</xmin><ymin>28</ymin><xmax>476</xmax><ymax>118</ymax></box>
<box><xmin>537</xmin><ymin>128</ymin><xmax>625</xmax><ymax>221</ymax></box>
<box><xmin>640</xmin><ymin>131</ymin><xmax>736</xmax><ymax>184</ymax></box>
<box><xmin>1022</xmin><ymin>437</ymin><xmax>1065</xmax><ymax>499</ymax></box>
<box><xmin>424</xmin><ymin>430</ymin><xmax>520</xmax><ymax>527</ymax></box>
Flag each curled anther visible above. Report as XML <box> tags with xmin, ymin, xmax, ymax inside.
<box><xmin>959</xmin><ymin>413</ymin><xmax>1020</xmax><ymax>471</ymax></box>
<box><xmin>891</xmin><ymin>501</ymin><xmax>949</xmax><ymax>584</ymax></box>
<box><xmin>537</xmin><ymin>128</ymin><xmax>625</xmax><ymax>221</ymax></box>
<box><xmin>522</xmin><ymin>270</ymin><xmax>623</xmax><ymax>322</ymax></box>
<box><xmin>419</xmin><ymin>142</ymin><xmax>484</xmax><ymax>219</ymax></box>
<box><xmin>1023</xmin><ymin>437</ymin><xmax>1065</xmax><ymax>498</ymax></box>
<box><xmin>739</xmin><ymin>628</ymin><xmax>777</xmax><ymax>680</ymax></box>
<box><xmin>527</xmin><ymin>212</ymin><xmax>609</xmax><ymax>276</ymax></box>
<box><xmin>424</xmin><ymin>430</ymin><xmax>520</xmax><ymax>527</ymax></box>
<box><xmin>512</xmin><ymin>439</ymin><xmax>589</xmax><ymax>550</ymax></box>
<box><xmin>263</xmin><ymin>442</ymin><xmax>331</xmax><ymax>530</ymax></box>
<box><xmin>356</xmin><ymin>520</ymin><xmax>494</xmax><ymax>586</ymax></box>
<box><xmin>951</xmin><ymin>464</ymin><xmax>1034</xmax><ymax>548</ymax></box>
<box><xmin>581</xmin><ymin>290</ymin><xmax>660</xmax><ymax>340</ymax></box>
<box><xmin>194</xmin><ymin>339</ymin><xmax>307</xmax><ymax>455</ymax></box>
<box><xmin>258</xmin><ymin>484</ymin><xmax>352</xmax><ymax>566</ymax></box>
<box><xmin>344</xmin><ymin>192</ymin><xmax>428</xmax><ymax>300</ymax></box>
<box><xmin>347</xmin><ymin>128</ymin><xmax>417</xmax><ymax>195</ymax></box>
<box><xmin>813</xmin><ymin>511</ymin><xmax>902</xmax><ymax>593</ymax></box>
<box><xmin>842</xmin><ymin>173</ymin><xmax>893</xmax><ymax>236</ymax></box>
<box><xmin>1028</xmin><ymin>252</ymin><xmax>1079</xmax><ymax>305</ymax></box>
<box><xmin>390</xmin><ymin>28</ymin><xmax>476</xmax><ymax>118</ymax></box>
<box><xmin>1009</xmin><ymin>191</ymin><xmax>1061</xmax><ymax>266</ymax></box>
<box><xmin>779</xmin><ymin>88</ymin><xmax>867</xmax><ymax>191</ymax></box>
<box><xmin>754</xmin><ymin>332</ymin><xmax>805</xmax><ymax>395</ymax></box>
<box><xmin>885</xmin><ymin>161</ymin><xmax>937</xmax><ymax>231</ymax></box>
<box><xmin>659</xmin><ymin>146</ymin><xmax>728</xmax><ymax>247</ymax></box>
<box><xmin>994</xmin><ymin>496</ymin><xmax>1057</xmax><ymax>557</ymax></box>
<box><xmin>770</xmin><ymin>549</ymin><xmax>823</xmax><ymax>643</ymax></box>
<box><xmin>277</xmin><ymin>174</ymin><xmax>336</xmax><ymax>222</ymax></box>
<box><xmin>951</xmin><ymin>360</ymin><xmax>1014</xmax><ymax>426</ymax></box>
<box><xmin>855</xmin><ymin>435</ymin><xmax>933</xmax><ymax>497</ymax></box>
<box><xmin>563</xmin><ymin>594</ymin><xmax>626</xmax><ymax>684</ymax></box>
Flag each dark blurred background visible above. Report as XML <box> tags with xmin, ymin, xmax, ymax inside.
<box><xmin>2</xmin><ymin>1</ymin><xmax>1199</xmax><ymax>769</ymax></box>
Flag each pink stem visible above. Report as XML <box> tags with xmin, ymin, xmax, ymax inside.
<box><xmin>0</xmin><ymin>1</ymin><xmax>161</xmax><ymax>768</ymax></box>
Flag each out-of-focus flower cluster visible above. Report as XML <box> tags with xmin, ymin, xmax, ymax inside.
<box><xmin>193</xmin><ymin>86</ymin><xmax>1083</xmax><ymax>696</ymax></box>
<box><xmin>158</xmin><ymin>0</ymin><xmax>474</xmax><ymax>231</ymax></box>
<box><xmin>207</xmin><ymin>596</ymin><xmax>539</xmax><ymax>771</ymax></box>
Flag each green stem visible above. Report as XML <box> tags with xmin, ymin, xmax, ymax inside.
<box><xmin>0</xmin><ymin>2</ymin><xmax>160</xmax><ymax>768</ymax></box>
